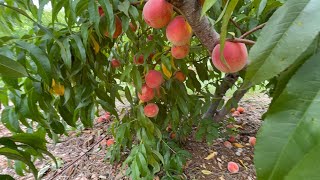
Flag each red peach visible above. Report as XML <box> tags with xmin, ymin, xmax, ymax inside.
<box><xmin>212</xmin><ymin>41</ymin><xmax>248</xmax><ymax>73</ymax></box>
<box><xmin>237</xmin><ymin>106</ymin><xmax>245</xmax><ymax>114</ymax></box>
<box><xmin>171</xmin><ymin>44</ymin><xmax>190</xmax><ymax>59</ymax></box>
<box><xmin>129</xmin><ymin>22</ymin><xmax>137</xmax><ymax>32</ymax></box>
<box><xmin>166</xmin><ymin>16</ymin><xmax>192</xmax><ymax>46</ymax></box>
<box><xmin>232</xmin><ymin>111</ymin><xmax>240</xmax><ymax>117</ymax></box>
<box><xmin>228</xmin><ymin>136</ymin><xmax>236</xmax><ymax>143</ymax></box>
<box><xmin>97</xmin><ymin>117</ymin><xmax>105</xmax><ymax>123</ymax></box>
<box><xmin>143</xmin><ymin>0</ymin><xmax>173</xmax><ymax>29</ymax></box>
<box><xmin>106</xmin><ymin>139</ymin><xmax>114</xmax><ymax>146</ymax></box>
<box><xmin>111</xmin><ymin>58</ymin><xmax>121</xmax><ymax>68</ymax></box>
<box><xmin>147</xmin><ymin>35</ymin><xmax>153</xmax><ymax>41</ymax></box>
<box><xmin>223</xmin><ymin>141</ymin><xmax>232</xmax><ymax>149</ymax></box>
<box><xmin>227</xmin><ymin>162</ymin><xmax>239</xmax><ymax>173</ymax></box>
<box><xmin>144</xmin><ymin>103</ymin><xmax>159</xmax><ymax>118</ymax></box>
<box><xmin>170</xmin><ymin>132</ymin><xmax>176</xmax><ymax>139</ymax></box>
<box><xmin>249</xmin><ymin>137</ymin><xmax>256</xmax><ymax>146</ymax></box>
<box><xmin>138</xmin><ymin>84</ymin><xmax>155</xmax><ymax>102</ymax></box>
<box><xmin>174</xmin><ymin>71</ymin><xmax>186</xmax><ymax>82</ymax></box>
<box><xmin>145</xmin><ymin>70</ymin><xmax>163</xmax><ymax>88</ymax></box>
<box><xmin>105</xmin><ymin>16</ymin><xmax>122</xmax><ymax>39</ymax></box>
<box><xmin>134</xmin><ymin>54</ymin><xmax>144</xmax><ymax>65</ymax></box>
<box><xmin>98</xmin><ymin>6</ymin><xmax>104</xmax><ymax>16</ymax></box>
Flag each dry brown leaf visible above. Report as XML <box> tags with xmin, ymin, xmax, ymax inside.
<box><xmin>238</xmin><ymin>159</ymin><xmax>248</xmax><ymax>170</ymax></box>
<box><xmin>204</xmin><ymin>151</ymin><xmax>218</xmax><ymax>160</ymax></box>
<box><xmin>233</xmin><ymin>125</ymin><xmax>243</xmax><ymax>129</ymax></box>
<box><xmin>201</xmin><ymin>170</ymin><xmax>213</xmax><ymax>175</ymax></box>
<box><xmin>233</xmin><ymin>143</ymin><xmax>245</xmax><ymax>148</ymax></box>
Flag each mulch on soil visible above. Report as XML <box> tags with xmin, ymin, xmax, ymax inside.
<box><xmin>0</xmin><ymin>93</ymin><xmax>270</xmax><ymax>180</ymax></box>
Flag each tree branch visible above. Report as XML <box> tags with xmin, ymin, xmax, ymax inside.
<box><xmin>202</xmin><ymin>73</ymin><xmax>239</xmax><ymax>119</ymax></box>
<box><xmin>239</xmin><ymin>23</ymin><xmax>266</xmax><ymax>39</ymax></box>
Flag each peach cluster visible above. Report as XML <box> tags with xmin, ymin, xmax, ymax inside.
<box><xmin>142</xmin><ymin>0</ymin><xmax>192</xmax><ymax>59</ymax></box>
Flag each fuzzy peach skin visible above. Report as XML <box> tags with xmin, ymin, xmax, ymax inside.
<box><xmin>143</xmin><ymin>0</ymin><xmax>173</xmax><ymax>29</ymax></box>
<box><xmin>144</xmin><ymin>103</ymin><xmax>159</xmax><ymax>118</ymax></box>
<box><xmin>171</xmin><ymin>44</ymin><xmax>190</xmax><ymax>59</ymax></box>
<box><xmin>145</xmin><ymin>70</ymin><xmax>163</xmax><ymax>88</ymax></box>
<box><xmin>212</xmin><ymin>42</ymin><xmax>248</xmax><ymax>73</ymax></box>
<box><xmin>138</xmin><ymin>84</ymin><xmax>155</xmax><ymax>102</ymax></box>
<box><xmin>166</xmin><ymin>16</ymin><xmax>192</xmax><ymax>46</ymax></box>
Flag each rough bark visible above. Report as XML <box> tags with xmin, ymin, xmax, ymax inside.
<box><xmin>167</xmin><ymin>0</ymin><xmax>247</xmax><ymax>121</ymax></box>
<box><xmin>202</xmin><ymin>73</ymin><xmax>239</xmax><ymax>119</ymax></box>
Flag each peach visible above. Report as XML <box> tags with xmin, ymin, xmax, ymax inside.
<box><xmin>106</xmin><ymin>139</ymin><xmax>114</xmax><ymax>146</ymax></box>
<box><xmin>228</xmin><ymin>136</ymin><xmax>236</xmax><ymax>143</ymax></box>
<box><xmin>145</xmin><ymin>70</ymin><xmax>163</xmax><ymax>88</ymax></box>
<box><xmin>129</xmin><ymin>22</ymin><xmax>137</xmax><ymax>32</ymax></box>
<box><xmin>230</xmin><ymin>108</ymin><xmax>236</xmax><ymax>113</ymax></box>
<box><xmin>143</xmin><ymin>0</ymin><xmax>173</xmax><ymax>29</ymax></box>
<box><xmin>249</xmin><ymin>137</ymin><xmax>256</xmax><ymax>146</ymax></box>
<box><xmin>97</xmin><ymin>117</ymin><xmax>105</xmax><ymax>123</ymax></box>
<box><xmin>104</xmin><ymin>112</ymin><xmax>111</xmax><ymax>120</ymax></box>
<box><xmin>134</xmin><ymin>54</ymin><xmax>144</xmax><ymax>65</ymax></box>
<box><xmin>232</xmin><ymin>111</ymin><xmax>240</xmax><ymax>117</ymax></box>
<box><xmin>211</xmin><ymin>42</ymin><xmax>248</xmax><ymax>73</ymax></box>
<box><xmin>147</xmin><ymin>35</ymin><xmax>153</xmax><ymax>41</ymax></box>
<box><xmin>111</xmin><ymin>58</ymin><xmax>121</xmax><ymax>68</ymax></box>
<box><xmin>98</xmin><ymin>6</ymin><xmax>104</xmax><ymax>16</ymax></box>
<box><xmin>237</xmin><ymin>106</ymin><xmax>245</xmax><ymax>114</ymax></box>
<box><xmin>171</xmin><ymin>44</ymin><xmax>190</xmax><ymax>59</ymax></box>
<box><xmin>170</xmin><ymin>132</ymin><xmax>176</xmax><ymax>139</ymax></box>
<box><xmin>138</xmin><ymin>84</ymin><xmax>155</xmax><ymax>102</ymax></box>
<box><xmin>144</xmin><ymin>103</ymin><xmax>159</xmax><ymax>118</ymax></box>
<box><xmin>166</xmin><ymin>16</ymin><xmax>192</xmax><ymax>46</ymax></box>
<box><xmin>174</xmin><ymin>71</ymin><xmax>186</xmax><ymax>82</ymax></box>
<box><xmin>105</xmin><ymin>16</ymin><xmax>122</xmax><ymax>39</ymax></box>
<box><xmin>227</xmin><ymin>162</ymin><xmax>239</xmax><ymax>173</ymax></box>
<box><xmin>224</xmin><ymin>141</ymin><xmax>232</xmax><ymax>149</ymax></box>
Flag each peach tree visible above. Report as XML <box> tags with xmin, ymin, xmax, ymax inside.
<box><xmin>0</xmin><ymin>0</ymin><xmax>319</xmax><ymax>179</ymax></box>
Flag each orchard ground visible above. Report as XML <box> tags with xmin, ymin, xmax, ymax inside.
<box><xmin>0</xmin><ymin>92</ymin><xmax>270</xmax><ymax>180</ymax></box>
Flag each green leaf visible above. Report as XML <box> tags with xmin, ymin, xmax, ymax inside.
<box><xmin>16</xmin><ymin>41</ymin><xmax>52</xmax><ymax>84</ymax></box>
<box><xmin>0</xmin><ymin>55</ymin><xmax>28</xmax><ymax>78</ymax></box>
<box><xmin>201</xmin><ymin>0</ymin><xmax>218</xmax><ymax>17</ymax></box>
<box><xmin>14</xmin><ymin>160</ymin><xmax>26</xmax><ymax>176</ymax></box>
<box><xmin>0</xmin><ymin>175</ymin><xmax>14</xmax><ymax>180</ymax></box>
<box><xmin>1</xmin><ymin>107</ymin><xmax>23</xmax><ymax>133</ymax></box>
<box><xmin>254</xmin><ymin>52</ymin><xmax>320</xmax><ymax>179</ymax></box>
<box><xmin>243</xmin><ymin>0</ymin><xmax>320</xmax><ymax>88</ymax></box>
<box><xmin>118</xmin><ymin>1</ymin><xmax>130</xmax><ymax>17</ymax></box>
<box><xmin>219</xmin><ymin>0</ymin><xmax>239</xmax><ymax>70</ymax></box>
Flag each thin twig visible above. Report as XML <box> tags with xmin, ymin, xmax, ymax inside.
<box><xmin>227</xmin><ymin>37</ymin><xmax>256</xmax><ymax>45</ymax></box>
<box><xmin>229</xmin><ymin>18</ymin><xmax>245</xmax><ymax>34</ymax></box>
<box><xmin>48</xmin><ymin>135</ymin><xmax>107</xmax><ymax>180</ymax></box>
<box><xmin>239</xmin><ymin>23</ymin><xmax>266</xmax><ymax>39</ymax></box>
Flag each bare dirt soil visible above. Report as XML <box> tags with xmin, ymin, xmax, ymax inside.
<box><xmin>0</xmin><ymin>93</ymin><xmax>270</xmax><ymax>180</ymax></box>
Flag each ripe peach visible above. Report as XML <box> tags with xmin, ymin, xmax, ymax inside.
<box><xmin>98</xmin><ymin>6</ymin><xmax>104</xmax><ymax>16</ymax></box>
<box><xmin>237</xmin><ymin>106</ymin><xmax>245</xmax><ymax>114</ymax></box>
<box><xmin>166</xmin><ymin>16</ymin><xmax>192</xmax><ymax>46</ymax></box>
<box><xmin>106</xmin><ymin>139</ymin><xmax>114</xmax><ymax>146</ymax></box>
<box><xmin>227</xmin><ymin>162</ymin><xmax>239</xmax><ymax>173</ymax></box>
<box><xmin>170</xmin><ymin>132</ymin><xmax>176</xmax><ymax>139</ymax></box>
<box><xmin>212</xmin><ymin>41</ymin><xmax>248</xmax><ymax>73</ymax></box>
<box><xmin>129</xmin><ymin>22</ymin><xmax>137</xmax><ymax>32</ymax></box>
<box><xmin>145</xmin><ymin>70</ymin><xmax>163</xmax><ymax>88</ymax></box>
<box><xmin>228</xmin><ymin>136</ymin><xmax>236</xmax><ymax>143</ymax></box>
<box><xmin>138</xmin><ymin>84</ymin><xmax>155</xmax><ymax>102</ymax></box>
<box><xmin>223</xmin><ymin>141</ymin><xmax>232</xmax><ymax>149</ymax></box>
<box><xmin>105</xmin><ymin>16</ymin><xmax>122</xmax><ymax>39</ymax></box>
<box><xmin>111</xmin><ymin>58</ymin><xmax>121</xmax><ymax>68</ymax></box>
<box><xmin>232</xmin><ymin>111</ymin><xmax>240</xmax><ymax>117</ymax></box>
<box><xmin>134</xmin><ymin>54</ymin><xmax>144</xmax><ymax>65</ymax></box>
<box><xmin>249</xmin><ymin>137</ymin><xmax>256</xmax><ymax>146</ymax></box>
<box><xmin>142</xmin><ymin>0</ymin><xmax>173</xmax><ymax>29</ymax></box>
<box><xmin>104</xmin><ymin>112</ymin><xmax>111</xmax><ymax>120</ymax></box>
<box><xmin>97</xmin><ymin>117</ymin><xmax>105</xmax><ymax>123</ymax></box>
<box><xmin>174</xmin><ymin>71</ymin><xmax>186</xmax><ymax>82</ymax></box>
<box><xmin>147</xmin><ymin>35</ymin><xmax>153</xmax><ymax>41</ymax></box>
<box><xmin>171</xmin><ymin>44</ymin><xmax>190</xmax><ymax>59</ymax></box>
<box><xmin>144</xmin><ymin>103</ymin><xmax>159</xmax><ymax>118</ymax></box>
